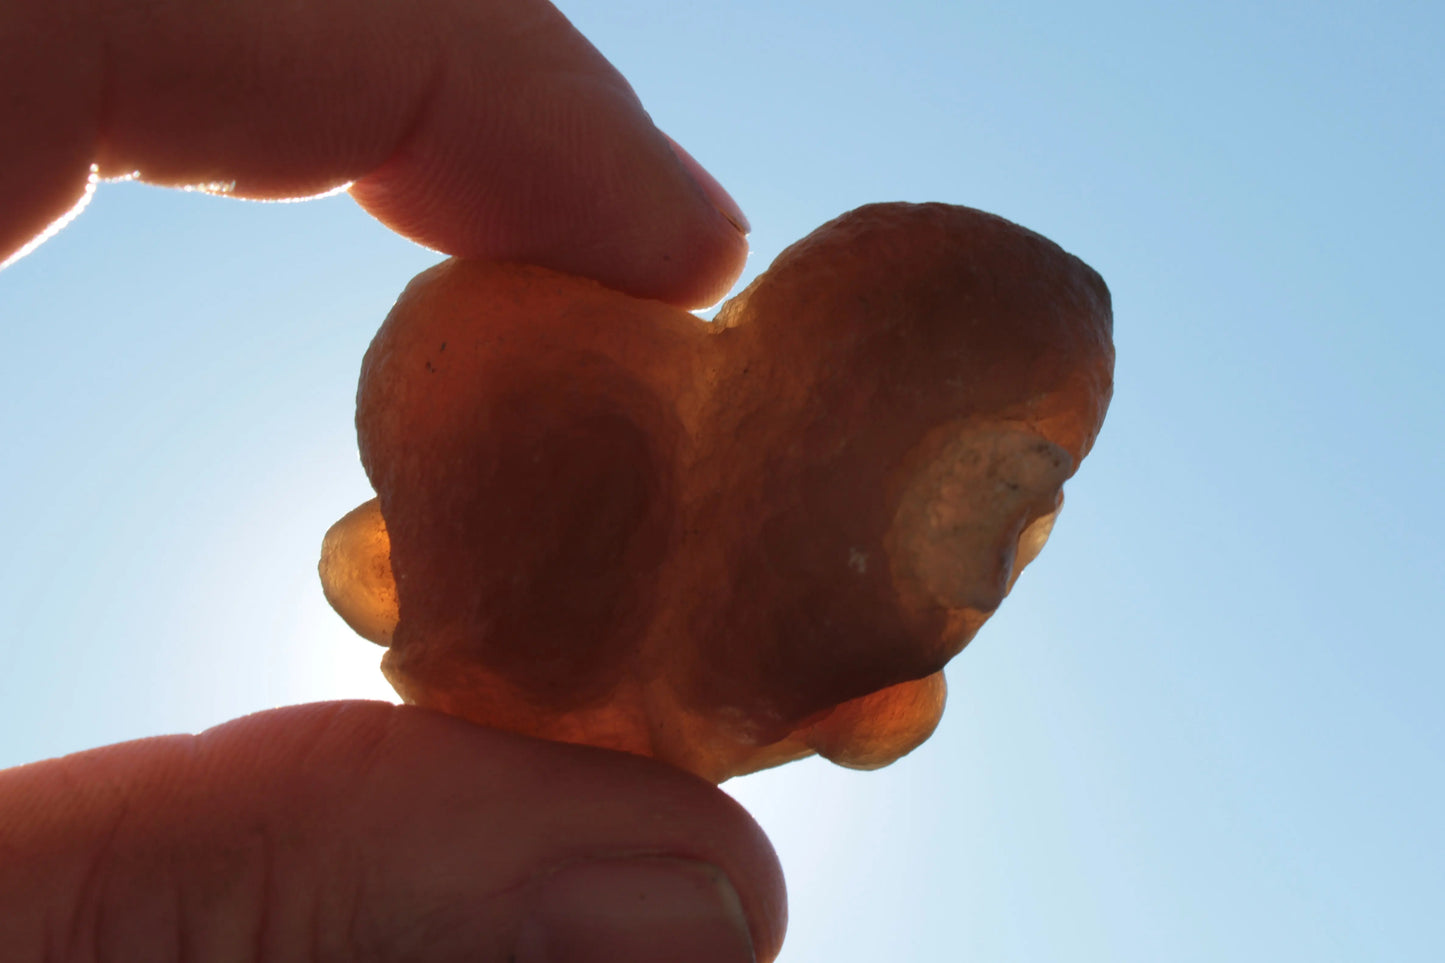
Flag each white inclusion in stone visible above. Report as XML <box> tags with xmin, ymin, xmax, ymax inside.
<box><xmin>889</xmin><ymin>423</ymin><xmax>1073</xmax><ymax>613</ymax></box>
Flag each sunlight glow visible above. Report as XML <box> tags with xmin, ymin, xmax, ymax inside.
<box><xmin>0</xmin><ymin>169</ymin><xmax>358</xmax><ymax>274</ymax></box>
<box><xmin>289</xmin><ymin>588</ymin><xmax>401</xmax><ymax>706</ymax></box>
<box><xmin>270</xmin><ymin>181</ymin><xmax>355</xmax><ymax>203</ymax></box>
<box><xmin>216</xmin><ymin>182</ymin><xmax>357</xmax><ymax>203</ymax></box>
<box><xmin>181</xmin><ymin>180</ymin><xmax>238</xmax><ymax>195</ymax></box>
<box><xmin>177</xmin><ymin>180</ymin><xmax>354</xmax><ymax>203</ymax></box>
<box><xmin>1</xmin><ymin>163</ymin><xmax>99</xmax><ymax>270</ymax></box>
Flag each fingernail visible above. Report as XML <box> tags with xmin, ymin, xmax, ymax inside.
<box><xmin>664</xmin><ymin>135</ymin><xmax>751</xmax><ymax>236</ymax></box>
<box><xmin>515</xmin><ymin>856</ymin><xmax>756</xmax><ymax>963</ymax></box>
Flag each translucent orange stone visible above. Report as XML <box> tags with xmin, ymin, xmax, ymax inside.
<box><xmin>320</xmin><ymin>203</ymin><xmax>1114</xmax><ymax>782</ymax></box>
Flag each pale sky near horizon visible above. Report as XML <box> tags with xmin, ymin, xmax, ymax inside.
<box><xmin>2</xmin><ymin>1</ymin><xmax>1441</xmax><ymax>960</ymax></box>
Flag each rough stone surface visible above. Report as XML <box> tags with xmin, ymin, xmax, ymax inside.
<box><xmin>320</xmin><ymin>202</ymin><xmax>1115</xmax><ymax>782</ymax></box>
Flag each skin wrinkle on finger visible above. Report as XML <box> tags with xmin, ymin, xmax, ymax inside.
<box><xmin>65</xmin><ymin>797</ymin><xmax>131</xmax><ymax>963</ymax></box>
<box><xmin>0</xmin><ymin>703</ymin><xmax>786</xmax><ymax>962</ymax></box>
<box><xmin>2</xmin><ymin>0</ymin><xmax>745</xmax><ymax>304</ymax></box>
<box><xmin>88</xmin><ymin>0</ymin><xmax>438</xmax><ymax>188</ymax></box>
<box><xmin>347</xmin><ymin>26</ymin><xmax>741</xmax><ymax>304</ymax></box>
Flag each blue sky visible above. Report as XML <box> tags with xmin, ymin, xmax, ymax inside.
<box><xmin>2</xmin><ymin>1</ymin><xmax>1441</xmax><ymax>959</ymax></box>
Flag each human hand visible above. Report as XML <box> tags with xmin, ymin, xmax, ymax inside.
<box><xmin>0</xmin><ymin>1</ymin><xmax>783</xmax><ymax>960</ymax></box>
<box><xmin>0</xmin><ymin>703</ymin><xmax>784</xmax><ymax>962</ymax></box>
<box><xmin>3</xmin><ymin>0</ymin><xmax>749</xmax><ymax>308</ymax></box>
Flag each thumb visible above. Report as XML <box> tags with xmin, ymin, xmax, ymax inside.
<box><xmin>0</xmin><ymin>702</ymin><xmax>786</xmax><ymax>962</ymax></box>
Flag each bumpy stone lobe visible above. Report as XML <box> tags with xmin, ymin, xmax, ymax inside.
<box><xmin>318</xmin><ymin>499</ymin><xmax>396</xmax><ymax>645</ymax></box>
<box><xmin>323</xmin><ymin>202</ymin><xmax>1114</xmax><ymax>782</ymax></box>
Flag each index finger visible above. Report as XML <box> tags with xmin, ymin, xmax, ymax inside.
<box><xmin>2</xmin><ymin>0</ymin><xmax>748</xmax><ymax>307</ymax></box>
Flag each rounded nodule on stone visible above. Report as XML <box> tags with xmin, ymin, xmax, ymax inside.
<box><xmin>805</xmin><ymin>671</ymin><xmax>947</xmax><ymax>770</ymax></box>
<box><xmin>318</xmin><ymin>498</ymin><xmax>398</xmax><ymax>646</ymax></box>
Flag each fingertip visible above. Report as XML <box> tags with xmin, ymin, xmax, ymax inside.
<box><xmin>338</xmin><ymin>1</ymin><xmax>749</xmax><ymax>308</ymax></box>
<box><xmin>663</xmin><ymin>135</ymin><xmax>750</xmax><ymax>237</ymax></box>
<box><xmin>348</xmin><ymin>119</ymin><xmax>749</xmax><ymax>309</ymax></box>
<box><xmin>202</xmin><ymin>704</ymin><xmax>789</xmax><ymax>960</ymax></box>
<box><xmin>349</xmin><ymin>706</ymin><xmax>789</xmax><ymax>960</ymax></box>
